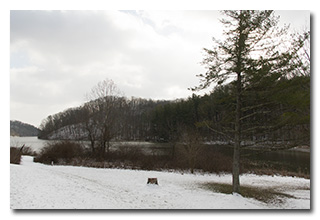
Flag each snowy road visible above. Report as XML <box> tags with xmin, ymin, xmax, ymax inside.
<box><xmin>10</xmin><ymin>156</ymin><xmax>310</xmax><ymax>209</ymax></box>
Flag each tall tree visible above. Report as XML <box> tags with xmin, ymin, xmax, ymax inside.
<box><xmin>192</xmin><ymin>10</ymin><xmax>307</xmax><ymax>193</ymax></box>
<box><xmin>86</xmin><ymin>79</ymin><xmax>124</xmax><ymax>158</ymax></box>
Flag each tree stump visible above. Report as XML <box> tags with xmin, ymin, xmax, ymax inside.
<box><xmin>147</xmin><ymin>178</ymin><xmax>158</xmax><ymax>185</ymax></box>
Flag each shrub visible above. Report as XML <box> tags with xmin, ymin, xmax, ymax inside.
<box><xmin>114</xmin><ymin>145</ymin><xmax>145</xmax><ymax>161</ymax></box>
<box><xmin>34</xmin><ymin>141</ymin><xmax>84</xmax><ymax>165</ymax></box>
<box><xmin>199</xmin><ymin>149</ymin><xmax>233</xmax><ymax>173</ymax></box>
<box><xmin>10</xmin><ymin>147</ymin><xmax>22</xmax><ymax>164</ymax></box>
<box><xmin>173</xmin><ymin>145</ymin><xmax>233</xmax><ymax>174</ymax></box>
<box><xmin>21</xmin><ymin>146</ymin><xmax>37</xmax><ymax>156</ymax></box>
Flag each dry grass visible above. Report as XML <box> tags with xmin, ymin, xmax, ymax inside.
<box><xmin>200</xmin><ymin>182</ymin><xmax>309</xmax><ymax>204</ymax></box>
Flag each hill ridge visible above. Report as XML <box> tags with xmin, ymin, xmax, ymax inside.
<box><xmin>10</xmin><ymin>120</ymin><xmax>39</xmax><ymax>137</ymax></box>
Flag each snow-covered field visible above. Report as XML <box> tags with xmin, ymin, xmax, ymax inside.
<box><xmin>10</xmin><ymin>156</ymin><xmax>310</xmax><ymax>209</ymax></box>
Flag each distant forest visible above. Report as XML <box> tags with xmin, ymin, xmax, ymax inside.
<box><xmin>10</xmin><ymin>120</ymin><xmax>39</xmax><ymax>137</ymax></box>
<box><xmin>38</xmin><ymin>75</ymin><xmax>309</xmax><ymax>149</ymax></box>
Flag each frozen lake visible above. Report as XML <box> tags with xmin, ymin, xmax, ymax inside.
<box><xmin>10</xmin><ymin>136</ymin><xmax>49</xmax><ymax>153</ymax></box>
<box><xmin>10</xmin><ymin>136</ymin><xmax>310</xmax><ymax>174</ymax></box>
<box><xmin>10</xmin><ymin>136</ymin><xmax>167</xmax><ymax>154</ymax></box>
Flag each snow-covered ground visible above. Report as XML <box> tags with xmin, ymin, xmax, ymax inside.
<box><xmin>10</xmin><ymin>156</ymin><xmax>310</xmax><ymax>209</ymax></box>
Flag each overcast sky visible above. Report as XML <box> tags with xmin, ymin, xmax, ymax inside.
<box><xmin>10</xmin><ymin>10</ymin><xmax>310</xmax><ymax>127</ymax></box>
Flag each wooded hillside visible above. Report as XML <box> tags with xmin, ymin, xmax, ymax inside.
<box><xmin>38</xmin><ymin>75</ymin><xmax>309</xmax><ymax>149</ymax></box>
<box><xmin>10</xmin><ymin>120</ymin><xmax>39</xmax><ymax>136</ymax></box>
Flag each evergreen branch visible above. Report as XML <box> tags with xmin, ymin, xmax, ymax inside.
<box><xmin>239</xmin><ymin>110</ymin><xmax>272</xmax><ymax>121</ymax></box>
<box><xmin>200</xmin><ymin>120</ymin><xmax>232</xmax><ymax>140</ymax></box>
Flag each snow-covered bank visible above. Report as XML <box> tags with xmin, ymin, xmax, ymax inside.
<box><xmin>10</xmin><ymin>156</ymin><xmax>310</xmax><ymax>209</ymax></box>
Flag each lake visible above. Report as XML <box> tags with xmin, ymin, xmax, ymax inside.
<box><xmin>205</xmin><ymin>144</ymin><xmax>310</xmax><ymax>175</ymax></box>
<box><xmin>10</xmin><ymin>136</ymin><xmax>310</xmax><ymax>175</ymax></box>
<box><xmin>10</xmin><ymin>136</ymin><xmax>166</xmax><ymax>155</ymax></box>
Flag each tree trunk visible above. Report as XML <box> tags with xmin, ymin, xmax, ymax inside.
<box><xmin>90</xmin><ymin>138</ymin><xmax>95</xmax><ymax>153</ymax></box>
<box><xmin>232</xmin><ymin>141</ymin><xmax>240</xmax><ymax>193</ymax></box>
<box><xmin>101</xmin><ymin>140</ymin><xmax>106</xmax><ymax>159</ymax></box>
<box><xmin>171</xmin><ymin>142</ymin><xmax>176</xmax><ymax>159</ymax></box>
<box><xmin>191</xmin><ymin>156</ymin><xmax>195</xmax><ymax>174</ymax></box>
<box><xmin>106</xmin><ymin>141</ymin><xmax>110</xmax><ymax>155</ymax></box>
<box><xmin>233</xmin><ymin>71</ymin><xmax>242</xmax><ymax>194</ymax></box>
<box><xmin>232</xmin><ymin>13</ymin><xmax>246</xmax><ymax>194</ymax></box>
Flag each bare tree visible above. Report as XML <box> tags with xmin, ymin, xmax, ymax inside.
<box><xmin>85</xmin><ymin>79</ymin><xmax>124</xmax><ymax>158</ymax></box>
<box><xmin>80</xmin><ymin>103</ymin><xmax>99</xmax><ymax>153</ymax></box>
<box><xmin>178</xmin><ymin>127</ymin><xmax>203</xmax><ymax>174</ymax></box>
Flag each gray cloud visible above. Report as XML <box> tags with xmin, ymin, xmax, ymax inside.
<box><xmin>10</xmin><ymin>10</ymin><xmax>310</xmax><ymax>127</ymax></box>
